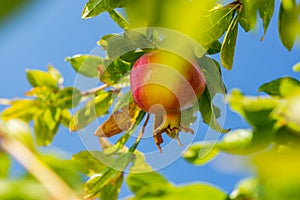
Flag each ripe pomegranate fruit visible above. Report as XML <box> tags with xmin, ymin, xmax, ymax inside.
<box><xmin>130</xmin><ymin>50</ymin><xmax>206</xmax><ymax>151</ymax></box>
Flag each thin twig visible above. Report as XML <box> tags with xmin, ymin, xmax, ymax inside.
<box><xmin>81</xmin><ymin>84</ymin><xmax>109</xmax><ymax>96</ymax></box>
<box><xmin>0</xmin><ymin>130</ymin><xmax>82</xmax><ymax>200</ymax></box>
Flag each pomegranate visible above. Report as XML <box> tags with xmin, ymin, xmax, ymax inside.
<box><xmin>130</xmin><ymin>50</ymin><xmax>206</xmax><ymax>151</ymax></box>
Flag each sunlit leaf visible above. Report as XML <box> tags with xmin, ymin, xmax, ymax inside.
<box><xmin>84</xmin><ymin>153</ymin><xmax>133</xmax><ymax>198</ymax></box>
<box><xmin>47</xmin><ymin>65</ymin><xmax>63</xmax><ymax>85</ymax></box>
<box><xmin>82</xmin><ymin>0</ymin><xmax>125</xmax><ymax>19</ymax></box>
<box><xmin>66</xmin><ymin>54</ymin><xmax>102</xmax><ymax>78</ymax></box>
<box><xmin>70</xmin><ymin>91</ymin><xmax>114</xmax><ymax>131</ymax></box>
<box><xmin>108</xmin><ymin>9</ymin><xmax>130</xmax><ymax>30</ymax></box>
<box><xmin>60</xmin><ymin>109</ymin><xmax>72</xmax><ymax>128</ymax></box>
<box><xmin>26</xmin><ymin>69</ymin><xmax>58</xmax><ymax>89</ymax></box>
<box><xmin>183</xmin><ymin>142</ymin><xmax>220</xmax><ymax>165</ymax></box>
<box><xmin>228</xmin><ymin>90</ymin><xmax>279</xmax><ymax>128</ymax></box>
<box><xmin>72</xmin><ymin>151</ymin><xmax>107</xmax><ymax>177</ymax></box>
<box><xmin>278</xmin><ymin>0</ymin><xmax>297</xmax><ymax>51</ymax></box>
<box><xmin>293</xmin><ymin>62</ymin><xmax>300</xmax><ymax>72</ymax></box>
<box><xmin>238</xmin><ymin>0</ymin><xmax>258</xmax><ymax>32</ymax></box>
<box><xmin>99</xmin><ymin>59</ymin><xmax>131</xmax><ymax>86</ymax></box>
<box><xmin>258</xmin><ymin>0</ymin><xmax>275</xmax><ymax>36</ymax></box>
<box><xmin>1</xmin><ymin>99</ymin><xmax>37</xmax><ymax>122</ymax></box>
<box><xmin>221</xmin><ymin>15</ymin><xmax>239</xmax><ymax>70</ymax></box>
<box><xmin>229</xmin><ymin>178</ymin><xmax>259</xmax><ymax>200</ymax></box>
<box><xmin>55</xmin><ymin>87</ymin><xmax>82</xmax><ymax>108</ymax></box>
<box><xmin>259</xmin><ymin>76</ymin><xmax>300</xmax><ymax>97</ymax></box>
<box><xmin>100</xmin><ymin>174</ymin><xmax>124</xmax><ymax>200</ymax></box>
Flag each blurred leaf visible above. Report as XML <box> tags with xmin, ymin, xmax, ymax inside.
<box><xmin>33</xmin><ymin>109</ymin><xmax>60</xmax><ymax>146</ymax></box>
<box><xmin>82</xmin><ymin>0</ymin><xmax>125</xmax><ymax>19</ymax></box>
<box><xmin>253</xmin><ymin>149</ymin><xmax>300</xmax><ymax>200</ymax></box>
<box><xmin>40</xmin><ymin>155</ymin><xmax>83</xmax><ymax>191</ymax></box>
<box><xmin>47</xmin><ymin>65</ymin><xmax>63</xmax><ymax>85</ymax></box>
<box><xmin>56</xmin><ymin>87</ymin><xmax>82</xmax><ymax>108</ymax></box>
<box><xmin>1</xmin><ymin>99</ymin><xmax>37</xmax><ymax>122</ymax></box>
<box><xmin>228</xmin><ymin>90</ymin><xmax>279</xmax><ymax>128</ymax></box>
<box><xmin>0</xmin><ymin>119</ymin><xmax>35</xmax><ymax>151</ymax></box>
<box><xmin>238</xmin><ymin>0</ymin><xmax>258</xmax><ymax>32</ymax></box>
<box><xmin>84</xmin><ymin>153</ymin><xmax>133</xmax><ymax>198</ymax></box>
<box><xmin>0</xmin><ymin>0</ymin><xmax>32</xmax><ymax>22</ymax></box>
<box><xmin>131</xmin><ymin>183</ymin><xmax>226</xmax><ymax>200</ymax></box>
<box><xmin>113</xmin><ymin>90</ymin><xmax>133</xmax><ymax>111</ymax></box>
<box><xmin>221</xmin><ymin>15</ymin><xmax>239</xmax><ymax>70</ymax></box>
<box><xmin>0</xmin><ymin>178</ymin><xmax>49</xmax><ymax>200</ymax></box>
<box><xmin>72</xmin><ymin>150</ymin><xmax>107</xmax><ymax>177</ymax></box>
<box><xmin>229</xmin><ymin>178</ymin><xmax>259</xmax><ymax>200</ymax></box>
<box><xmin>26</xmin><ymin>69</ymin><xmax>58</xmax><ymax>89</ymax></box>
<box><xmin>66</xmin><ymin>54</ymin><xmax>102</xmax><ymax>78</ymax></box>
<box><xmin>60</xmin><ymin>109</ymin><xmax>72</xmax><ymax>127</ymax></box>
<box><xmin>293</xmin><ymin>62</ymin><xmax>300</xmax><ymax>72</ymax></box>
<box><xmin>108</xmin><ymin>9</ymin><xmax>130</xmax><ymax>30</ymax></box>
<box><xmin>278</xmin><ymin>0</ymin><xmax>297</xmax><ymax>51</ymax></box>
<box><xmin>183</xmin><ymin>142</ymin><xmax>220</xmax><ymax>165</ymax></box>
<box><xmin>0</xmin><ymin>152</ymin><xmax>10</xmax><ymax>178</ymax></box>
<box><xmin>198</xmin><ymin>88</ymin><xmax>229</xmax><ymax>133</ymax></box>
<box><xmin>70</xmin><ymin>91</ymin><xmax>114</xmax><ymax>131</ymax></box>
<box><xmin>100</xmin><ymin>59</ymin><xmax>131</xmax><ymax>86</ymax></box>
<box><xmin>259</xmin><ymin>76</ymin><xmax>300</xmax><ymax>97</ymax></box>
<box><xmin>258</xmin><ymin>0</ymin><xmax>275</xmax><ymax>35</ymax></box>
<box><xmin>126</xmin><ymin>171</ymin><xmax>168</xmax><ymax>194</ymax></box>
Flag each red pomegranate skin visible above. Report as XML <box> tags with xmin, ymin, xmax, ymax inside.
<box><xmin>130</xmin><ymin>50</ymin><xmax>206</xmax><ymax>113</ymax></box>
<box><xmin>130</xmin><ymin>50</ymin><xmax>206</xmax><ymax>150</ymax></box>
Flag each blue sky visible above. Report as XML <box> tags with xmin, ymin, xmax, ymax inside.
<box><xmin>0</xmin><ymin>0</ymin><xmax>299</xmax><ymax>198</ymax></box>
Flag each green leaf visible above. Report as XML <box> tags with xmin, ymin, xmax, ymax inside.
<box><xmin>199</xmin><ymin>3</ymin><xmax>238</xmax><ymax>47</ymax></box>
<box><xmin>70</xmin><ymin>90</ymin><xmax>114</xmax><ymax>131</ymax></box>
<box><xmin>0</xmin><ymin>119</ymin><xmax>35</xmax><ymax>151</ymax></box>
<box><xmin>108</xmin><ymin>9</ymin><xmax>130</xmax><ymax>30</ymax></box>
<box><xmin>238</xmin><ymin>0</ymin><xmax>258</xmax><ymax>32</ymax></box>
<box><xmin>183</xmin><ymin>142</ymin><xmax>220</xmax><ymax>165</ymax></box>
<box><xmin>207</xmin><ymin>40</ymin><xmax>222</xmax><ymax>55</ymax></box>
<box><xmin>278</xmin><ymin>0</ymin><xmax>297</xmax><ymax>51</ymax></box>
<box><xmin>113</xmin><ymin>90</ymin><xmax>133</xmax><ymax>111</ymax></box>
<box><xmin>1</xmin><ymin>99</ymin><xmax>37</xmax><ymax>122</ymax></box>
<box><xmin>33</xmin><ymin>109</ymin><xmax>60</xmax><ymax>146</ymax></box>
<box><xmin>229</xmin><ymin>178</ymin><xmax>259</xmax><ymax>200</ymax></box>
<box><xmin>228</xmin><ymin>89</ymin><xmax>279</xmax><ymax>128</ymax></box>
<box><xmin>259</xmin><ymin>77</ymin><xmax>300</xmax><ymax>97</ymax></box>
<box><xmin>221</xmin><ymin>15</ymin><xmax>239</xmax><ymax>70</ymax></box>
<box><xmin>55</xmin><ymin>87</ymin><xmax>82</xmax><ymax>108</ymax></box>
<box><xmin>198</xmin><ymin>87</ymin><xmax>229</xmax><ymax>133</ymax></box>
<box><xmin>72</xmin><ymin>151</ymin><xmax>107</xmax><ymax>177</ymax></box>
<box><xmin>132</xmin><ymin>183</ymin><xmax>227</xmax><ymax>200</ymax></box>
<box><xmin>40</xmin><ymin>155</ymin><xmax>83</xmax><ymax>191</ymax></box>
<box><xmin>82</xmin><ymin>0</ymin><xmax>125</xmax><ymax>19</ymax></box>
<box><xmin>0</xmin><ymin>178</ymin><xmax>49</xmax><ymax>200</ymax></box>
<box><xmin>100</xmin><ymin>59</ymin><xmax>131</xmax><ymax>86</ymax></box>
<box><xmin>126</xmin><ymin>171</ymin><xmax>168</xmax><ymax>194</ymax></box>
<box><xmin>0</xmin><ymin>152</ymin><xmax>10</xmax><ymax>178</ymax></box>
<box><xmin>293</xmin><ymin>62</ymin><xmax>300</xmax><ymax>72</ymax></box>
<box><xmin>84</xmin><ymin>153</ymin><xmax>133</xmax><ymax>198</ymax></box>
<box><xmin>66</xmin><ymin>54</ymin><xmax>102</xmax><ymax>78</ymax></box>
<box><xmin>100</xmin><ymin>174</ymin><xmax>124</xmax><ymax>200</ymax></box>
<box><xmin>60</xmin><ymin>109</ymin><xmax>72</xmax><ymax>128</ymax></box>
<box><xmin>26</xmin><ymin>69</ymin><xmax>58</xmax><ymax>89</ymax></box>
<box><xmin>47</xmin><ymin>65</ymin><xmax>63</xmax><ymax>85</ymax></box>
<box><xmin>258</xmin><ymin>0</ymin><xmax>275</xmax><ymax>35</ymax></box>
